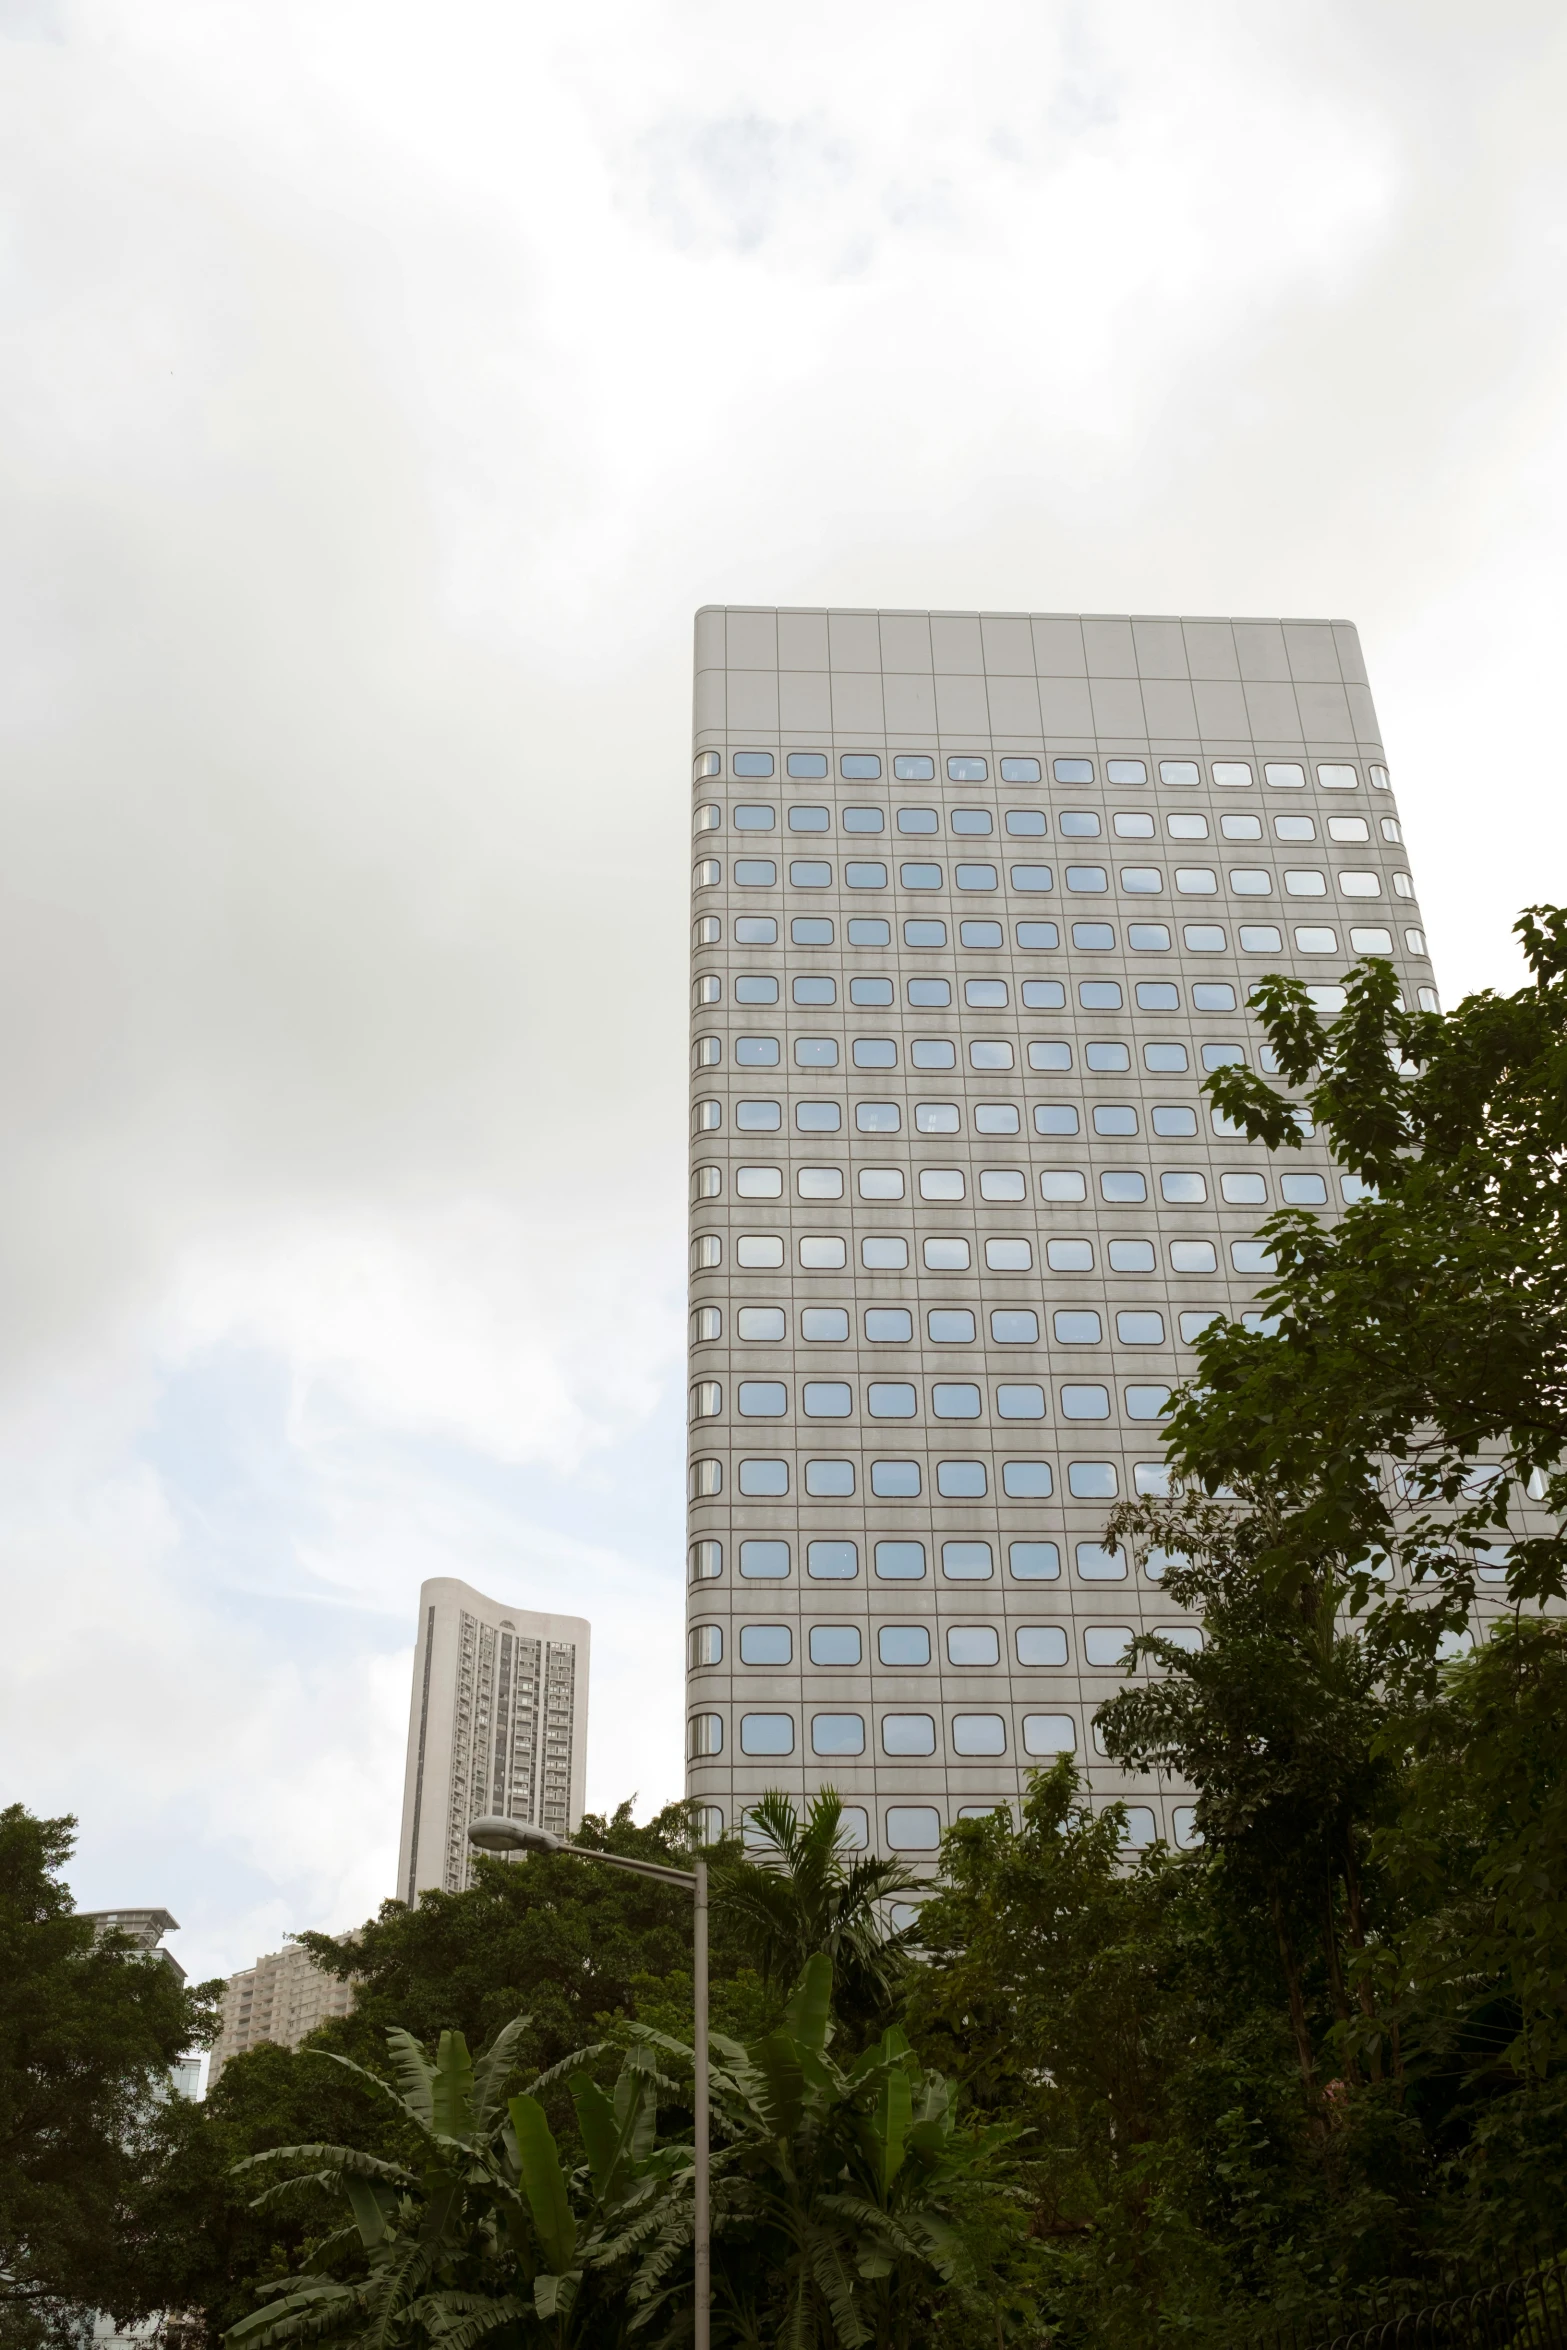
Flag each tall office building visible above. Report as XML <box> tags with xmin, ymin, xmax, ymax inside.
<box><xmin>685</xmin><ymin>607</ymin><xmax>1437</xmax><ymax>1858</ymax></box>
<box><xmin>398</xmin><ymin>1578</ymin><xmax>591</xmax><ymax>1902</ymax></box>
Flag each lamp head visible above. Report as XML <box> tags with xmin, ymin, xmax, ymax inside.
<box><xmin>466</xmin><ymin>1816</ymin><xmax>565</xmax><ymax>1856</ymax></box>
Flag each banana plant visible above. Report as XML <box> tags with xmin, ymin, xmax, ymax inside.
<box><xmin>629</xmin><ymin>1953</ymin><xmax>1023</xmax><ymax>2350</ymax></box>
<box><xmin>224</xmin><ymin>2013</ymin><xmax>682</xmax><ymax>2350</ymax></box>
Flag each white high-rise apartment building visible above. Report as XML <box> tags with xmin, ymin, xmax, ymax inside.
<box><xmin>398</xmin><ymin>1578</ymin><xmax>590</xmax><ymax>1902</ymax></box>
<box><xmin>685</xmin><ymin>607</ymin><xmax>1436</xmax><ymax>1860</ymax></box>
<box><xmin>207</xmin><ymin>1940</ymin><xmax>356</xmax><ymax>2088</ymax></box>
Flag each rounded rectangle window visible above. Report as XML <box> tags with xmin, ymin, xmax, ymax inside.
<box><xmin>1023</xmin><ymin>1713</ymin><xmax>1076</xmax><ymax>1755</ymax></box>
<box><xmin>690</xmin><ymin>1381</ymin><xmax>722</xmax><ymax>1421</ymax></box>
<box><xmin>796</xmin><ymin>1103</ymin><xmax>841</xmax><ymax>1133</ymax></box>
<box><xmin>1052</xmin><ymin>1309</ymin><xmax>1102</xmax><ymax>1344</ymax></box>
<box><xmin>736</xmin><ymin>1235</ymin><xmax>785</xmax><ymax>1269</ymax></box>
<box><xmin>739</xmin><ymin>1540</ymin><xmax>791</xmax><ymax>1579</ymax></box>
<box><xmin>863</xmin><ymin>1307</ymin><xmax>912</xmax><ymax>1343</ymax></box>
<box><xmin>1072</xmin><ymin>922</ymin><xmax>1116</xmax><ymax>951</ymax></box>
<box><xmin>806</xmin><ymin>1539</ymin><xmax>859</xmax><ymax>1580</ymax></box>
<box><xmin>1001</xmin><ymin>1458</ymin><xmax>1053</xmax><ymax>1498</ymax></box>
<box><xmin>845</xmin><ymin>861</ymin><xmax>888</xmax><ymax>889</ymax></box>
<box><xmin>1181</xmin><ymin>924</ymin><xmax>1227</xmax><ymax>951</ymax></box>
<box><xmin>736</xmin><ymin>1167</ymin><xmax>783</xmax><ymax>1198</ymax></box>
<box><xmin>932</xmin><ymin>1382</ymin><xmax>982</xmax><ymax>1419</ymax></box>
<box><xmin>858</xmin><ymin>1167</ymin><xmax>906</xmax><ymax>1200</ymax></box>
<box><xmin>956</xmin><ymin>862</ymin><xmax>998</xmax><ymax>891</ymax></box>
<box><xmin>1168</xmin><ymin>1241</ymin><xmax>1217</xmax><ymax>1272</ymax></box>
<box><xmin>920</xmin><ymin>1168</ymin><xmax>967</xmax><ymax>1201</ymax></box>
<box><xmin>802</xmin><ymin>1381</ymin><xmax>852</xmax><ymax>1418</ymax></box>
<box><xmin>787</xmin><ymin>752</ymin><xmax>828</xmax><ymax>779</ymax></box>
<box><xmin>882</xmin><ymin>1712</ymin><xmax>937</xmax><ymax>1754</ymax></box>
<box><xmin>850</xmin><ymin>977</ymin><xmax>894</xmax><ymax>1008</ymax></box>
<box><xmin>811</xmin><ymin>1712</ymin><xmax>866</xmax><ymax>1756</ymax></box>
<box><xmin>1160</xmin><ymin>1171</ymin><xmax>1208</xmax><ymax>1204</ymax></box>
<box><xmin>946</xmin><ymin>1624</ymin><xmax>999</xmax><ymax>1666</ymax></box>
<box><xmin>841</xmin><ymin>753</ymin><xmax>882</xmax><ymax>779</ymax></box>
<box><xmin>941</xmin><ymin>1540</ymin><xmax>994</xmax><ymax>1581</ymax></box>
<box><xmin>1009</xmin><ymin>1537</ymin><xmax>1060</xmax><ymax>1579</ymax></box>
<box><xmin>1074</xmin><ymin>1541</ymin><xmax>1126</xmax><ymax>1580</ymax></box>
<box><xmin>996</xmin><ymin>1383</ymin><xmax>1046</xmax><ymax>1419</ymax></box>
<box><xmin>978</xmin><ymin>1168</ymin><xmax>1025</xmax><ymax>1201</ymax></box>
<box><xmin>1040</xmin><ymin>1171</ymin><xmax>1088</xmax><ymax>1204</ymax></box>
<box><xmin>894</xmin><ymin>755</ymin><xmax>935</xmax><ymax>781</ymax></box>
<box><xmin>804</xmin><ymin>1457</ymin><xmax>854</xmax><ymax>1496</ymax></box>
<box><xmin>990</xmin><ymin>1309</ymin><xmax>1039</xmax><ymax>1343</ymax></box>
<box><xmin>875</xmin><ymin>1540</ymin><xmax>927</xmax><ymax>1581</ymax></box>
<box><xmin>1067</xmin><ymin>1460</ymin><xmax>1118</xmax><ymax>1498</ymax></box>
<box><xmin>878</xmin><ymin>1624</ymin><xmax>930</xmax><ymax>1667</ymax></box>
<box><xmin>1159</xmin><ymin>760</ymin><xmax>1199</xmax><ymax>786</ymax></box>
<box><xmin>738</xmin><ymin>1381</ymin><xmax>787</xmax><ymax>1417</ymax></box>
<box><xmin>798</xmin><ymin>1167</ymin><xmax>845</xmax><ymax>1200</ymax></box>
<box><xmin>689</xmin><ymin>1459</ymin><xmax>722</xmax><ymax>1499</ymax></box>
<box><xmin>986</xmin><ymin>1238</ymin><xmax>1032</xmax><ymax>1271</ymax></box>
<box><xmin>947</xmin><ymin>756</ymin><xmax>987</xmax><ymax>780</ymax></box>
<box><xmin>885</xmin><ymin>1804</ymin><xmax>941</xmax><ymax>1848</ymax></box>
<box><xmin>738</xmin><ymin>1458</ymin><xmax>789</xmax><ymax>1496</ymax></box>
<box><xmin>1116</xmin><ymin>1311</ymin><xmax>1165</xmax><ymax>1344</ymax></box>
<box><xmin>903</xmin><ymin>919</ymin><xmax>948</xmax><ymax>948</ymax></box>
<box><xmin>689</xmin><ymin>1538</ymin><xmax>722</xmax><ymax>1580</ymax></box>
<box><xmin>1001</xmin><ymin>757</ymin><xmax>1042</xmax><ymax>783</ymax></box>
<box><xmin>1130</xmin><ymin>921</ymin><xmax>1172</xmax><ymax>949</ymax></box>
<box><xmin>739</xmin><ymin>1623</ymin><xmax>792</xmax><ymax>1665</ymax></box>
<box><xmin>1150</xmin><ymin>1108</ymin><xmax>1197</xmax><ymax>1141</ymax></box>
<box><xmin>1239</xmin><ymin>925</ymin><xmax>1282</xmax><ymax>953</ymax></box>
<box><xmin>900</xmin><ymin>862</ymin><xmax>943</xmax><ymax>891</ymax></box>
<box><xmin>867</xmin><ymin>1382</ymin><xmax>917</xmax><ymax>1419</ymax></box>
<box><xmin>1317</xmin><ymin>763</ymin><xmax>1359</xmax><ymax>790</ymax></box>
<box><xmin>871</xmin><ymin>1458</ymin><xmax>921</xmax><ymax>1496</ymax></box>
<box><xmin>687</xmin><ymin>1712</ymin><xmax>723</xmax><ymax>1757</ymax></box>
<box><xmin>862</xmin><ymin>1236</ymin><xmax>909</xmax><ymax>1269</ymax></box>
<box><xmin>1125</xmin><ymin>1384</ymin><xmax>1171</xmax><ymax>1419</ymax></box>
<box><xmin>733</xmin><ymin>753</ymin><xmax>775</xmax><ymax>779</ymax></box>
<box><xmin>1016</xmin><ymin>1624</ymin><xmax>1068</xmax><ymax>1665</ymax></box>
<box><xmin>1052</xmin><ymin>758</ymin><xmax>1093</xmax><ymax>783</ymax></box>
<box><xmin>810</xmin><ymin>1624</ymin><xmax>863</xmax><ymax>1664</ymax></box>
<box><xmin>1100</xmin><ymin>1172</ymin><xmax>1148</xmax><ymax>1203</ymax></box>
<box><xmin>1060</xmin><ymin>1384</ymin><xmax>1110</xmax><ymax>1419</ymax></box>
<box><xmin>734</xmin><ymin>860</ymin><xmax>777</xmax><ymax>887</ymax></box>
<box><xmin>951</xmin><ymin>1712</ymin><xmax>1006</xmax><ymax>1755</ymax></box>
<box><xmin>1017</xmin><ymin>922</ymin><xmax>1060</xmax><ymax>950</ymax></box>
<box><xmin>740</xmin><ymin>1713</ymin><xmax>795</xmax><ymax>1756</ymax></box>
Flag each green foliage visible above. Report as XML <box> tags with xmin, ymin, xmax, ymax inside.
<box><xmin>225</xmin><ymin>1957</ymin><xmax>1015</xmax><ymax>2350</ymax></box>
<box><xmin>708</xmin><ymin>1791</ymin><xmax>920</xmax><ymax>2044</ymax></box>
<box><xmin>0</xmin><ymin>1804</ymin><xmax>222</xmax><ymax>2350</ymax></box>
<box><xmin>294</xmin><ymin>1804</ymin><xmax>733</xmax><ymax>2079</ymax></box>
<box><xmin>1168</xmin><ymin>915</ymin><xmax>1567</xmax><ymax>1634</ymax></box>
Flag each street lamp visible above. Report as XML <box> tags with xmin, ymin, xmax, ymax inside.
<box><xmin>466</xmin><ymin>1816</ymin><xmax>710</xmax><ymax>2350</ymax></box>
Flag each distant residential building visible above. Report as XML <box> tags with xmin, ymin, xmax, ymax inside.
<box><xmin>80</xmin><ymin>1907</ymin><xmax>185</xmax><ymax>1981</ymax></box>
<box><xmin>206</xmin><ymin>1939</ymin><xmax>356</xmax><ymax>2089</ymax></box>
<box><xmin>167</xmin><ymin>2054</ymin><xmax>203</xmax><ymax>2101</ymax></box>
<box><xmin>397</xmin><ymin>1577</ymin><xmax>591</xmax><ymax>1903</ymax></box>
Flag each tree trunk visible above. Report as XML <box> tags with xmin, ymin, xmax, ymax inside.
<box><xmin>1271</xmin><ymin>1893</ymin><xmax>1321</xmax><ymax>2124</ymax></box>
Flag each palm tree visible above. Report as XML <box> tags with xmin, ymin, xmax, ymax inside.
<box><xmin>711</xmin><ymin>1789</ymin><xmax>921</xmax><ymax>2035</ymax></box>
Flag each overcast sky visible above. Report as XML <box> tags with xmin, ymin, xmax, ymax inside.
<box><xmin>2</xmin><ymin>0</ymin><xmax>1564</xmax><ymax>1987</ymax></box>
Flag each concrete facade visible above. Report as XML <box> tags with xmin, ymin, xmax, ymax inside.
<box><xmin>397</xmin><ymin>1577</ymin><xmax>591</xmax><ymax>1903</ymax></box>
<box><xmin>206</xmin><ymin>1939</ymin><xmax>355</xmax><ymax>2088</ymax></box>
<box><xmin>683</xmin><ymin>607</ymin><xmax>1446</xmax><ymax>1863</ymax></box>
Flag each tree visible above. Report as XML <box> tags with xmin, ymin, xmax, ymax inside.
<box><xmin>1168</xmin><ymin>913</ymin><xmax>1567</xmax><ymax>1637</ymax></box>
<box><xmin>293</xmin><ymin>1803</ymin><xmax>745</xmax><ymax>2076</ymax></box>
<box><xmin>0</xmin><ymin>1804</ymin><xmax>221</xmax><ymax>2350</ymax></box>
<box><xmin>227</xmin><ymin>1957</ymin><xmax>1015</xmax><ymax>2350</ymax></box>
<box><xmin>709</xmin><ymin>1791</ymin><xmax>919</xmax><ymax>2043</ymax></box>
<box><xmin>1096</xmin><ymin>1494</ymin><xmax>1399</xmax><ymax>2108</ymax></box>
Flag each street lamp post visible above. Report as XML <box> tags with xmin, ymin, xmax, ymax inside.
<box><xmin>466</xmin><ymin>1817</ymin><xmax>710</xmax><ymax>2350</ymax></box>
